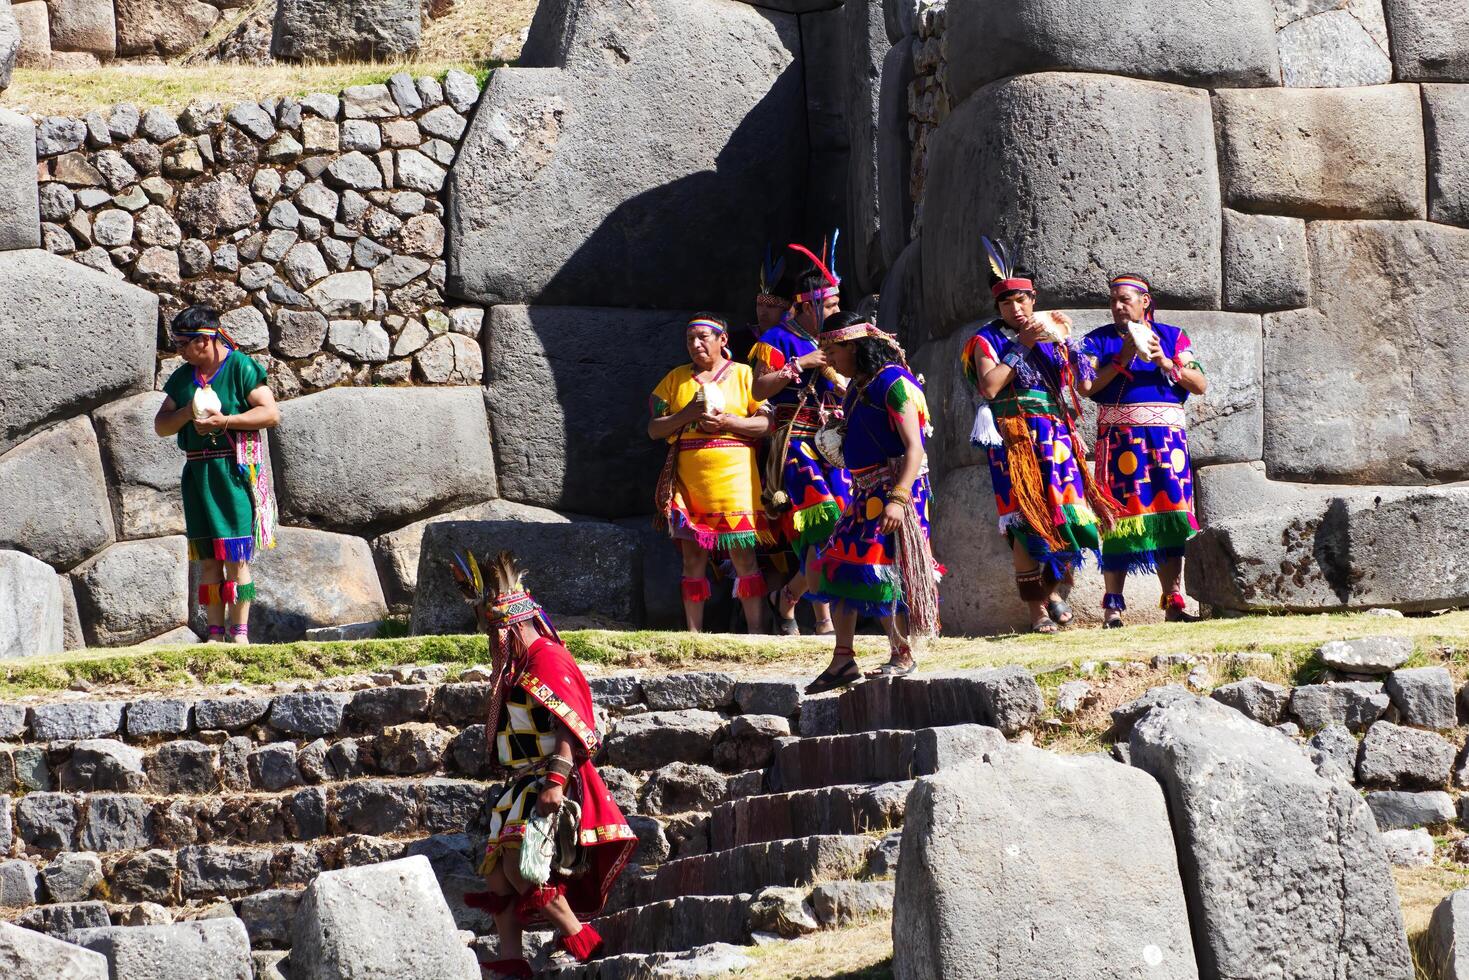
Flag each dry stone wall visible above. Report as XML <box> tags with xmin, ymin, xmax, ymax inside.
<box><xmin>880</xmin><ymin>0</ymin><xmax>1469</xmax><ymax>630</ymax></box>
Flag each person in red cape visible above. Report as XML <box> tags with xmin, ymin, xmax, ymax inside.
<box><xmin>452</xmin><ymin>551</ymin><xmax>636</xmax><ymax>978</ymax></box>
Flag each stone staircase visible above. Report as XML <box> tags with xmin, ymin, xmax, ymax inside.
<box><xmin>0</xmin><ymin>665</ymin><xmax>1043</xmax><ymax>977</ymax></box>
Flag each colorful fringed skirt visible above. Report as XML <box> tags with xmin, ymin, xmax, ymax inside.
<box><xmin>1094</xmin><ymin>404</ymin><xmax>1200</xmax><ymax>575</ymax></box>
<box><xmin>779</xmin><ymin>435</ymin><xmax>852</xmax><ymax>557</ymax></box>
<box><xmin>670</xmin><ymin>436</ymin><xmax>773</xmax><ymax>552</ymax></box>
<box><xmin>985</xmin><ymin>393</ymin><xmax>1101</xmax><ymax>578</ymax></box>
<box><xmin>182</xmin><ymin>451</ymin><xmax>258</xmax><ymax>562</ymax></box>
<box><xmin>812</xmin><ymin>465</ymin><xmax>935</xmax><ymax>618</ymax></box>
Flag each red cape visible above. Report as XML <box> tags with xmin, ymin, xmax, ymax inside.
<box><xmin>516</xmin><ymin>637</ymin><xmax>637</xmax><ymax>920</ymax></box>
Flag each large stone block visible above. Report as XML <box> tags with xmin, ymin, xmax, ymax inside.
<box><xmin>893</xmin><ymin>745</ymin><xmax>1197</xmax><ymax>979</ymax></box>
<box><xmin>448</xmin><ymin>0</ymin><xmax>807</xmax><ymax>313</ymax></box>
<box><xmin>47</xmin><ymin>0</ymin><xmax>114</xmax><ymax>56</ymax></box>
<box><xmin>1222</xmin><ymin>210</ymin><xmax>1309</xmax><ymax>312</ymax></box>
<box><xmin>1263</xmin><ymin>221</ymin><xmax>1469</xmax><ymax>483</ymax></box>
<box><xmin>70</xmin><ymin>537</ymin><xmax>188</xmax><ymax>647</ymax></box>
<box><xmin>190</xmin><ymin>527</ymin><xmax>386</xmax><ymax>642</ymax></box>
<box><xmin>801</xmin><ymin>7</ymin><xmax>847</xmax><ymax>154</ymax></box>
<box><xmin>114</xmin><ymin>0</ymin><xmax>220</xmax><ymax>57</ymax></box>
<box><xmin>946</xmin><ymin>0</ymin><xmax>1276</xmax><ymax>104</ymax></box>
<box><xmin>1189</xmin><ymin>462</ymin><xmax>1469</xmax><ymax>612</ymax></box>
<box><xmin>484</xmin><ymin>305</ymin><xmax>691</xmax><ymax>517</ymax></box>
<box><xmin>842</xmin><ymin>0</ymin><xmax>888</xmax><ymax>294</ymax></box>
<box><xmin>1425</xmin><ymin>84</ymin><xmax>1469</xmax><ymax>227</ymax></box>
<box><xmin>74</xmin><ymin>920</ymin><xmax>251</xmax><ymax>980</ymax></box>
<box><xmin>1131</xmin><ymin>698</ymin><xmax>1412</xmax><ymax>979</ymax></box>
<box><xmin>0</xmin><ymin>250</ymin><xmax>157</xmax><ymax>453</ymax></box>
<box><xmin>1215</xmin><ymin>86</ymin><xmax>1426</xmax><ymax>220</ymax></box>
<box><xmin>272</xmin><ymin>387</ymin><xmax>495</xmax><ymax>535</ymax></box>
<box><xmin>291</xmin><ymin>855</ymin><xmax>478</xmax><ymax>980</ymax></box>
<box><xmin>930</xmin><ymin>464</ymin><xmax>1164</xmax><ymax>635</ymax></box>
<box><xmin>922</xmin><ymin>73</ymin><xmax>1220</xmax><ymax>333</ymax></box>
<box><xmin>0</xmin><ymin>919</ymin><xmax>109</xmax><ymax>979</ymax></box>
<box><xmin>372</xmin><ymin>499</ymin><xmax>587</xmax><ymax>609</ymax></box>
<box><xmin>0</xmin><ymin>2</ymin><xmax>17</xmax><ymax>89</ymax></box>
<box><xmin>10</xmin><ymin>2</ymin><xmax>46</xmax><ymax>71</ymax></box>
<box><xmin>1427</xmin><ymin>890</ymin><xmax>1469</xmax><ymax>980</ymax></box>
<box><xmin>1383</xmin><ymin>0</ymin><xmax>1469</xmax><ymax>81</ymax></box>
<box><xmin>0</xmin><ymin>416</ymin><xmax>116</xmax><ymax>569</ymax></box>
<box><xmin>1278</xmin><ymin>9</ymin><xmax>1392</xmax><ymax>87</ymax></box>
<box><xmin>92</xmin><ymin>391</ymin><xmax>185</xmax><ymax>539</ymax></box>
<box><xmin>0</xmin><ymin>550</ymin><xmax>64</xmax><ymax>658</ymax></box>
<box><xmin>0</xmin><ymin>109</ymin><xmax>38</xmax><ymax>250</ymax></box>
<box><xmin>877</xmin><ymin>38</ymin><xmax>914</xmax><ymax>272</ymax></box>
<box><xmin>410</xmin><ymin>518</ymin><xmax>642</xmax><ymax>633</ymax></box>
<box><xmin>273</xmin><ymin>0</ymin><xmax>421</xmax><ymax>61</ymax></box>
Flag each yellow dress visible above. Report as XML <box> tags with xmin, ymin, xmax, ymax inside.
<box><xmin>650</xmin><ymin>360</ymin><xmax>773</xmax><ymax>551</ymax></box>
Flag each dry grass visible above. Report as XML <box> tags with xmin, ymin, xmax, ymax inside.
<box><xmin>732</xmin><ymin>917</ymin><xmax>893</xmax><ymax>979</ymax></box>
<box><xmin>1</xmin><ymin>0</ymin><xmax>536</xmax><ymax>116</ymax></box>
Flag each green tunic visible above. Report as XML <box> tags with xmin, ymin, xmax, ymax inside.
<box><xmin>163</xmin><ymin>353</ymin><xmax>268</xmax><ymax>561</ymax></box>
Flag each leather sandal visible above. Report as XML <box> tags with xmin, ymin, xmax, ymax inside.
<box><xmin>1102</xmin><ymin>612</ymin><xmax>1125</xmax><ymax>629</ymax></box>
<box><xmin>812</xmin><ymin>617</ymin><xmax>836</xmax><ymax>636</ymax></box>
<box><xmin>864</xmin><ymin>659</ymin><xmax>916</xmax><ymax>679</ymax></box>
<box><xmin>1031</xmin><ymin>615</ymin><xmax>1060</xmax><ymax>635</ymax></box>
<box><xmin>804</xmin><ymin>658</ymin><xmax>861</xmax><ymax>694</ymax></box>
<box><xmin>770</xmin><ymin>588</ymin><xmax>800</xmax><ymax>636</ymax></box>
<box><xmin>1046</xmin><ymin>598</ymin><xmax>1075</xmax><ymax>628</ymax></box>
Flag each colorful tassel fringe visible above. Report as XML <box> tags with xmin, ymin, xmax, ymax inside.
<box><xmin>188</xmin><ymin>536</ymin><xmax>256</xmax><ymax>562</ymax></box>
<box><xmin>1102</xmin><ymin>592</ymin><xmax>1127</xmax><ymax>611</ymax></box>
<box><xmin>1160</xmin><ymin>591</ymin><xmax>1187</xmax><ymax>612</ymax></box>
<box><xmin>681</xmin><ymin>578</ymin><xmax>712</xmax><ymax>602</ymax></box>
<box><xmin>733</xmin><ymin>573</ymin><xmax>766</xmax><ymax>600</ymax></box>
<box><xmin>197</xmin><ymin>581</ymin><xmax>257</xmax><ymax>606</ymax></box>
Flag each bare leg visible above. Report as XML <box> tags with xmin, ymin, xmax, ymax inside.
<box><xmin>199</xmin><ymin>558</ymin><xmax>225</xmax><ymax>639</ymax></box>
<box><xmin>729</xmin><ymin>548</ymin><xmax>766</xmax><ymax>634</ymax></box>
<box><xmin>1102</xmin><ymin>568</ymin><xmax>1127</xmax><ymax>626</ymax></box>
<box><xmin>1011</xmin><ymin>539</ymin><xmax>1050</xmax><ymax>630</ymax></box>
<box><xmin>484</xmin><ymin>859</ymin><xmax>524</xmax><ymax>962</ymax></box>
<box><xmin>679</xmin><ymin>544</ymin><xmax>709</xmax><ymax>633</ymax></box>
<box><xmin>1158</xmin><ymin>556</ymin><xmax>1183</xmax><ymax>597</ymax></box>
<box><xmin>225</xmin><ymin>559</ymin><xmax>252</xmax><ymax>643</ymax></box>
<box><xmin>871</xmin><ymin>612</ymin><xmax>914</xmax><ymax>673</ymax></box>
<box><xmin>501</xmin><ymin>853</ymin><xmax>595</xmax><ymax>954</ymax></box>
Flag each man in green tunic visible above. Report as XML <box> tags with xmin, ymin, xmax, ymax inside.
<box><xmin>154</xmin><ymin>306</ymin><xmax>280</xmax><ymax>643</ymax></box>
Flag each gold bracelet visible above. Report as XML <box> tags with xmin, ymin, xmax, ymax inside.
<box><xmin>888</xmin><ymin>490</ymin><xmax>912</xmax><ymax>505</ymax></box>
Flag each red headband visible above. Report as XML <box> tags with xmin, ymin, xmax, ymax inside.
<box><xmin>991</xmin><ymin>278</ymin><xmax>1034</xmax><ymax>298</ymax></box>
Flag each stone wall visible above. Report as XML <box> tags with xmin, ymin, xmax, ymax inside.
<box><xmin>881</xmin><ymin>0</ymin><xmax>1469</xmax><ymax>631</ymax></box>
<box><xmin>10</xmin><ymin>0</ymin><xmax>446</xmax><ymax>68</ymax></box>
<box><xmin>29</xmin><ymin>71</ymin><xmax>484</xmax><ymax>399</ymax></box>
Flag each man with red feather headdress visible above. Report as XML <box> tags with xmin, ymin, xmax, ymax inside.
<box><xmin>452</xmin><ymin>551</ymin><xmax>636</xmax><ymax>977</ymax></box>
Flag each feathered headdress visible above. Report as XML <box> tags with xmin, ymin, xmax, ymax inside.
<box><xmin>982</xmin><ymin>236</ymin><xmax>1034</xmax><ymax>299</ymax></box>
<box><xmin>450</xmin><ymin>550</ymin><xmax>557</xmax><ymax>755</ymax></box>
<box><xmin>788</xmin><ymin>237</ymin><xmax>841</xmax><ymax>305</ymax></box>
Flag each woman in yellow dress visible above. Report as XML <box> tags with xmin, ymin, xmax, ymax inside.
<box><xmin>649</xmin><ymin>314</ymin><xmax>774</xmax><ymax>632</ymax></box>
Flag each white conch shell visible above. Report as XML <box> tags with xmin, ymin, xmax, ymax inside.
<box><xmin>192</xmin><ymin>384</ymin><xmax>223</xmax><ymax>421</ymax></box>
<box><xmin>1126</xmin><ymin>319</ymin><xmax>1155</xmax><ymax>353</ymax></box>
<box><xmin>698</xmin><ymin>382</ymin><xmax>726</xmax><ymax>414</ymax></box>
<box><xmin>1031</xmin><ymin>310</ymin><xmax>1072</xmax><ymax>343</ymax></box>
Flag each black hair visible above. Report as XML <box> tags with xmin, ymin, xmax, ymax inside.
<box><xmin>771</xmin><ymin>266</ymin><xmax>800</xmax><ymax>304</ymax></box>
<box><xmin>171</xmin><ymin>305</ymin><xmax>221</xmax><ymax>334</ymax></box>
<box><xmin>794</xmin><ymin>267</ymin><xmax>830</xmax><ymax>309</ymax></box>
<box><xmin>987</xmin><ymin>265</ymin><xmax>1038</xmax><ymax>305</ymax></box>
<box><xmin>822</xmin><ymin>311</ymin><xmax>898</xmax><ymax>379</ymax></box>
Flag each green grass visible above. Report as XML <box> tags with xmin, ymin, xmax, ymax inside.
<box><xmin>4</xmin><ymin>609</ymin><xmax>1467</xmax><ymax>699</ymax></box>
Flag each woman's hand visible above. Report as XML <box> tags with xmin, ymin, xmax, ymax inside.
<box><xmin>536</xmin><ymin>781</ymin><xmax>565</xmax><ymax>816</ymax></box>
<box><xmin>879</xmin><ymin>500</ymin><xmax>906</xmax><ymax>535</ymax></box>
<box><xmin>193</xmin><ymin>409</ymin><xmax>228</xmax><ymax>435</ymax></box>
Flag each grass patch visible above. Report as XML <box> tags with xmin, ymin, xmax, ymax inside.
<box><xmin>4</xmin><ymin>0</ymin><xmax>536</xmax><ymax>115</ymax></box>
<box><xmin>4</xmin><ymin>610</ymin><xmax>1466</xmax><ymax>700</ymax></box>
<box><xmin>733</xmin><ymin>916</ymin><xmax>893</xmax><ymax>979</ymax></box>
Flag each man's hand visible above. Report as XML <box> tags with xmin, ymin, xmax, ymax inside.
<box><xmin>796</xmin><ymin>349</ymin><xmax>829</xmax><ymax>372</ymax></box>
<box><xmin>1016</xmin><ymin>316</ymin><xmax>1049</xmax><ymax>349</ymax></box>
<box><xmin>696</xmin><ymin>410</ymin><xmax>729</xmax><ymax>433</ymax></box>
<box><xmin>537</xmin><ymin>782</ymin><xmax>565</xmax><ymax>816</ymax></box>
<box><xmin>193</xmin><ymin>409</ymin><xmax>228</xmax><ymax>435</ymax></box>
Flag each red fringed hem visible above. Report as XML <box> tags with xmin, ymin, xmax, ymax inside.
<box><xmin>681</xmin><ymin>577</ymin><xmax>712</xmax><ymax>602</ymax></box>
<box><xmin>733</xmin><ymin>573</ymin><xmax>766</xmax><ymax>599</ymax></box>
<box><xmin>561</xmin><ymin>924</ymin><xmax>603</xmax><ymax>961</ymax></box>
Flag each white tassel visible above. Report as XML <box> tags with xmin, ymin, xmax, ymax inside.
<box><xmin>970</xmin><ymin>403</ymin><xmax>1003</xmax><ymax>449</ymax></box>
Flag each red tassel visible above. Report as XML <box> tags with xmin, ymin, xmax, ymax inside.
<box><xmin>733</xmin><ymin>573</ymin><xmax>766</xmax><ymax>600</ymax></box>
<box><xmin>220</xmin><ymin>581</ymin><xmax>239</xmax><ymax>605</ymax></box>
<box><xmin>197</xmin><ymin>584</ymin><xmax>218</xmax><ymax>606</ymax></box>
<box><xmin>681</xmin><ymin>577</ymin><xmax>711</xmax><ymax>602</ymax></box>
<box><xmin>560</xmin><ymin>924</ymin><xmax>603</xmax><ymax>962</ymax></box>
<box><xmin>464</xmin><ymin>890</ymin><xmax>514</xmax><ymax>916</ymax></box>
<box><xmin>515</xmin><ymin>882</ymin><xmax>564</xmax><ymax>924</ymax></box>
<box><xmin>1160</xmin><ymin>591</ymin><xmax>1187</xmax><ymax>612</ymax></box>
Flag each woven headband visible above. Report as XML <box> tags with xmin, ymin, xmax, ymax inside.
<box><xmin>687</xmin><ymin>318</ymin><xmax>727</xmax><ymax>335</ymax></box>
<box><xmin>1109</xmin><ymin>276</ymin><xmax>1151</xmax><ymax>295</ymax></box>
<box><xmin>990</xmin><ymin>277</ymin><xmax>1034</xmax><ymax>298</ymax></box>
<box><xmin>171</xmin><ymin>324</ymin><xmax>237</xmax><ymax>348</ymax></box>
<box><xmin>755</xmin><ymin>293</ymin><xmax>790</xmax><ymax>310</ymax></box>
<box><xmin>797</xmin><ymin>284</ymin><xmax>841</xmax><ymax>304</ymax></box>
<box><xmin>819</xmin><ymin>319</ymin><xmax>892</xmax><ymax>344</ymax></box>
<box><xmin>487</xmin><ymin>589</ymin><xmax>544</xmax><ymax>628</ymax></box>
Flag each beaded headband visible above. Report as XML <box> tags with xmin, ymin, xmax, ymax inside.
<box><xmin>819</xmin><ymin>319</ymin><xmax>892</xmax><ymax>344</ymax></box>
<box><xmin>487</xmin><ymin>589</ymin><xmax>544</xmax><ymax>627</ymax></box>
<box><xmin>171</xmin><ymin>324</ymin><xmax>237</xmax><ymax>349</ymax></box>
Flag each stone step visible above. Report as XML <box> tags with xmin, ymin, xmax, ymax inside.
<box><xmin>593</xmin><ymin>894</ymin><xmax>754</xmax><ymax>957</ymax></box>
<box><xmin>633</xmin><ymin>835</ymin><xmax>877</xmax><ymax>906</ymax></box>
<box><xmin>709</xmin><ymin>781</ymin><xmax>912</xmax><ymax>851</ymax></box>
<box><xmin>769</xmin><ymin>724</ymin><xmax>1004</xmax><ymax>793</ymax></box>
<box><xmin>836</xmin><ymin>668</ymin><xmax>1044</xmax><ymax>737</ymax></box>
